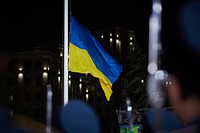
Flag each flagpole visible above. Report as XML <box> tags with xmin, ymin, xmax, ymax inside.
<box><xmin>64</xmin><ymin>0</ymin><xmax>69</xmax><ymax>106</ymax></box>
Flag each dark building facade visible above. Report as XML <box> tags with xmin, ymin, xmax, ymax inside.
<box><xmin>0</xmin><ymin>27</ymin><xmax>136</xmax><ymax>133</ymax></box>
<box><xmin>0</xmin><ymin>47</ymin><xmax>63</xmax><ymax>126</ymax></box>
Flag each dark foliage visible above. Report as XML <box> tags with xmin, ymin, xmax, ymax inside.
<box><xmin>124</xmin><ymin>43</ymin><xmax>148</xmax><ymax>109</ymax></box>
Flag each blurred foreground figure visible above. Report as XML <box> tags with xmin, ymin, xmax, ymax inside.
<box><xmin>161</xmin><ymin>0</ymin><xmax>200</xmax><ymax>132</ymax></box>
<box><xmin>143</xmin><ymin>108</ymin><xmax>182</xmax><ymax>132</ymax></box>
<box><xmin>59</xmin><ymin>100</ymin><xmax>100</xmax><ymax>133</ymax></box>
<box><xmin>0</xmin><ymin>106</ymin><xmax>29</xmax><ymax>133</ymax></box>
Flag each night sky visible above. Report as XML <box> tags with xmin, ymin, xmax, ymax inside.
<box><xmin>71</xmin><ymin>0</ymin><xmax>151</xmax><ymax>48</ymax></box>
<box><xmin>1</xmin><ymin>0</ymin><xmax>63</xmax><ymax>52</ymax></box>
<box><xmin>1</xmin><ymin>0</ymin><xmax>187</xmax><ymax>53</ymax></box>
<box><xmin>1</xmin><ymin>0</ymin><xmax>152</xmax><ymax>53</ymax></box>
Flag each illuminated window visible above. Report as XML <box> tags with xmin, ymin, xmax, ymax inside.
<box><xmin>60</xmin><ymin>51</ymin><xmax>63</xmax><ymax>57</ymax></box>
<box><xmin>166</xmin><ymin>81</ymin><xmax>172</xmax><ymax>85</ymax></box>
<box><xmin>9</xmin><ymin>94</ymin><xmax>13</xmax><ymax>102</ymax></box>
<box><xmin>58</xmin><ymin>70</ymin><xmax>60</xmax><ymax>75</ymax></box>
<box><xmin>19</xmin><ymin>67</ymin><xmax>23</xmax><ymax>71</ymax></box>
<box><xmin>86</xmin><ymin>94</ymin><xmax>89</xmax><ymax>101</ymax></box>
<box><xmin>18</xmin><ymin>73</ymin><xmax>23</xmax><ymax>79</ymax></box>
<box><xmin>79</xmin><ymin>83</ymin><xmax>82</xmax><ymax>89</ymax></box>
<box><xmin>68</xmin><ymin>80</ymin><xmax>71</xmax><ymax>86</ymax></box>
<box><xmin>43</xmin><ymin>72</ymin><xmax>48</xmax><ymax>77</ymax></box>
<box><xmin>43</xmin><ymin>66</ymin><xmax>47</xmax><ymax>70</ymax></box>
<box><xmin>10</xmin><ymin>95</ymin><xmax>13</xmax><ymax>101</ymax></box>
<box><xmin>116</xmin><ymin>39</ymin><xmax>121</xmax><ymax>55</ymax></box>
<box><xmin>58</xmin><ymin>76</ymin><xmax>61</xmax><ymax>83</ymax></box>
<box><xmin>116</xmin><ymin>39</ymin><xmax>120</xmax><ymax>44</ymax></box>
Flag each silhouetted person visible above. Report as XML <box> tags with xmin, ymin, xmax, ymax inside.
<box><xmin>143</xmin><ymin>108</ymin><xmax>182</xmax><ymax>132</ymax></box>
<box><xmin>59</xmin><ymin>100</ymin><xmax>100</xmax><ymax>133</ymax></box>
<box><xmin>0</xmin><ymin>106</ymin><xmax>30</xmax><ymax>133</ymax></box>
<box><xmin>161</xmin><ymin>0</ymin><xmax>200</xmax><ymax>132</ymax></box>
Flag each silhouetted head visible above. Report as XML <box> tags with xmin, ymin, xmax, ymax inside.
<box><xmin>162</xmin><ymin>0</ymin><xmax>200</xmax><ymax>99</ymax></box>
<box><xmin>59</xmin><ymin>100</ymin><xmax>100</xmax><ymax>133</ymax></box>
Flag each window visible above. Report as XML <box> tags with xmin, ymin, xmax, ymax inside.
<box><xmin>35</xmin><ymin>92</ymin><xmax>41</xmax><ymax>101</ymax></box>
<box><xmin>24</xmin><ymin>61</ymin><xmax>32</xmax><ymax>70</ymax></box>
<box><xmin>35</xmin><ymin>61</ymin><xmax>42</xmax><ymax>70</ymax></box>
<box><xmin>8</xmin><ymin>62</ymin><xmax>14</xmax><ymax>70</ymax></box>
<box><xmin>24</xmin><ymin>77</ymin><xmax>31</xmax><ymax>86</ymax></box>
<box><xmin>24</xmin><ymin>93</ymin><xmax>31</xmax><ymax>101</ymax></box>
<box><xmin>35</xmin><ymin>77</ymin><xmax>42</xmax><ymax>86</ymax></box>
<box><xmin>7</xmin><ymin>78</ymin><xmax>14</xmax><ymax>87</ymax></box>
<box><xmin>34</xmin><ymin>108</ymin><xmax>41</xmax><ymax>118</ymax></box>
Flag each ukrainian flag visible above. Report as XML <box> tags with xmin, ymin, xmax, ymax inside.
<box><xmin>69</xmin><ymin>17</ymin><xmax>122</xmax><ymax>101</ymax></box>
